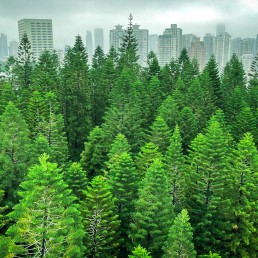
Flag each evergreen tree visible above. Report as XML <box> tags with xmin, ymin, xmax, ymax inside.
<box><xmin>31</xmin><ymin>50</ymin><xmax>61</xmax><ymax>95</ymax></box>
<box><xmin>176</xmin><ymin>107</ymin><xmax>198</xmax><ymax>152</ymax></box>
<box><xmin>63</xmin><ymin>162</ymin><xmax>88</xmax><ymax>201</ymax></box>
<box><xmin>82</xmin><ymin>176</ymin><xmax>121</xmax><ymax>257</ymax></box>
<box><xmin>187</xmin><ymin>120</ymin><xmax>232</xmax><ymax>255</ymax></box>
<box><xmin>107</xmin><ymin>151</ymin><xmax>138</xmax><ymax>255</ymax></box>
<box><xmin>130</xmin><ymin>159</ymin><xmax>174</xmax><ymax>257</ymax></box>
<box><xmin>0</xmin><ymin>81</ymin><xmax>16</xmax><ymax>115</ymax></box>
<box><xmin>80</xmin><ymin>126</ymin><xmax>108</xmax><ymax>180</ymax></box>
<box><xmin>15</xmin><ymin>33</ymin><xmax>34</xmax><ymax>90</ymax></box>
<box><xmin>135</xmin><ymin>142</ymin><xmax>163</xmax><ymax>181</ymax></box>
<box><xmin>164</xmin><ymin>125</ymin><xmax>186</xmax><ymax>212</ymax></box>
<box><xmin>162</xmin><ymin>209</ymin><xmax>196</xmax><ymax>258</ymax></box>
<box><xmin>61</xmin><ymin>35</ymin><xmax>92</xmax><ymax>160</ymax></box>
<box><xmin>6</xmin><ymin>154</ymin><xmax>85</xmax><ymax>257</ymax></box>
<box><xmin>157</xmin><ymin>95</ymin><xmax>179</xmax><ymax>130</ymax></box>
<box><xmin>145</xmin><ymin>51</ymin><xmax>160</xmax><ymax>81</ymax></box>
<box><xmin>118</xmin><ymin>14</ymin><xmax>139</xmax><ymax>72</ymax></box>
<box><xmin>233</xmin><ymin>106</ymin><xmax>257</xmax><ymax>142</ymax></box>
<box><xmin>227</xmin><ymin>133</ymin><xmax>258</xmax><ymax>257</ymax></box>
<box><xmin>0</xmin><ymin>102</ymin><xmax>31</xmax><ymax>206</ymax></box>
<box><xmin>147</xmin><ymin>116</ymin><xmax>171</xmax><ymax>154</ymax></box>
<box><xmin>129</xmin><ymin>245</ymin><xmax>152</xmax><ymax>258</ymax></box>
<box><xmin>204</xmin><ymin>55</ymin><xmax>222</xmax><ymax>107</ymax></box>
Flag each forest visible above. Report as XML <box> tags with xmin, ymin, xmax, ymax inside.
<box><xmin>0</xmin><ymin>16</ymin><xmax>258</xmax><ymax>258</ymax></box>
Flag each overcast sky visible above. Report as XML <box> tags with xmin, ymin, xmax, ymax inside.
<box><xmin>0</xmin><ymin>0</ymin><xmax>257</xmax><ymax>51</ymax></box>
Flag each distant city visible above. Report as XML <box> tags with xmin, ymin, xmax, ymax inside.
<box><xmin>0</xmin><ymin>18</ymin><xmax>258</xmax><ymax>75</ymax></box>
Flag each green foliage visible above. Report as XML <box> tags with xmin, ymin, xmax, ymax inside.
<box><xmin>162</xmin><ymin>209</ymin><xmax>196</xmax><ymax>258</ymax></box>
<box><xmin>0</xmin><ymin>102</ymin><xmax>32</xmax><ymax>206</ymax></box>
<box><xmin>31</xmin><ymin>50</ymin><xmax>60</xmax><ymax>94</ymax></box>
<box><xmin>82</xmin><ymin>176</ymin><xmax>121</xmax><ymax>257</ymax></box>
<box><xmin>15</xmin><ymin>33</ymin><xmax>34</xmax><ymax>90</ymax></box>
<box><xmin>199</xmin><ymin>251</ymin><xmax>222</xmax><ymax>258</ymax></box>
<box><xmin>61</xmin><ymin>35</ymin><xmax>92</xmax><ymax>160</ymax></box>
<box><xmin>64</xmin><ymin>162</ymin><xmax>88</xmax><ymax>201</ymax></box>
<box><xmin>188</xmin><ymin>120</ymin><xmax>233</xmax><ymax>255</ymax></box>
<box><xmin>0</xmin><ymin>82</ymin><xmax>16</xmax><ymax>115</ymax></box>
<box><xmin>135</xmin><ymin>142</ymin><xmax>163</xmax><ymax>181</ymax></box>
<box><xmin>80</xmin><ymin>126</ymin><xmax>108</xmax><ymax>180</ymax></box>
<box><xmin>0</xmin><ymin>236</ymin><xmax>23</xmax><ymax>258</ymax></box>
<box><xmin>164</xmin><ymin>125</ymin><xmax>186</xmax><ymax>212</ymax></box>
<box><xmin>129</xmin><ymin>245</ymin><xmax>152</xmax><ymax>258</ymax></box>
<box><xmin>6</xmin><ymin>154</ymin><xmax>85</xmax><ymax>257</ymax></box>
<box><xmin>227</xmin><ymin>133</ymin><xmax>258</xmax><ymax>257</ymax></box>
<box><xmin>130</xmin><ymin>159</ymin><xmax>174</xmax><ymax>256</ymax></box>
<box><xmin>148</xmin><ymin>116</ymin><xmax>171</xmax><ymax>154</ymax></box>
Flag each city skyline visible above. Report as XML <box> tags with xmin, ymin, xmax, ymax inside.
<box><xmin>0</xmin><ymin>0</ymin><xmax>257</xmax><ymax>50</ymax></box>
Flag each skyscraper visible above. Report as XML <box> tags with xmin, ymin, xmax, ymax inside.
<box><xmin>18</xmin><ymin>19</ymin><xmax>53</xmax><ymax>59</ymax></box>
<box><xmin>203</xmin><ymin>33</ymin><xmax>216</xmax><ymax>63</ymax></box>
<box><xmin>182</xmin><ymin>34</ymin><xmax>196</xmax><ymax>53</ymax></box>
<box><xmin>132</xmin><ymin>24</ymin><xmax>148</xmax><ymax>67</ymax></box>
<box><xmin>109</xmin><ymin>24</ymin><xmax>124</xmax><ymax>52</ymax></box>
<box><xmin>9</xmin><ymin>40</ymin><xmax>19</xmax><ymax>58</ymax></box>
<box><xmin>148</xmin><ymin>34</ymin><xmax>158</xmax><ymax>54</ymax></box>
<box><xmin>94</xmin><ymin>28</ymin><xmax>104</xmax><ymax>51</ymax></box>
<box><xmin>158</xmin><ymin>24</ymin><xmax>182</xmax><ymax>66</ymax></box>
<box><xmin>215</xmin><ymin>32</ymin><xmax>230</xmax><ymax>73</ymax></box>
<box><xmin>241</xmin><ymin>38</ymin><xmax>256</xmax><ymax>55</ymax></box>
<box><xmin>86</xmin><ymin>31</ymin><xmax>93</xmax><ymax>59</ymax></box>
<box><xmin>230</xmin><ymin>37</ymin><xmax>242</xmax><ymax>57</ymax></box>
<box><xmin>0</xmin><ymin>33</ymin><xmax>8</xmax><ymax>60</ymax></box>
<box><xmin>189</xmin><ymin>37</ymin><xmax>206</xmax><ymax>71</ymax></box>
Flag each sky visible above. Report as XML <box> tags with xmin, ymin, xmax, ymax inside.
<box><xmin>0</xmin><ymin>0</ymin><xmax>258</xmax><ymax>51</ymax></box>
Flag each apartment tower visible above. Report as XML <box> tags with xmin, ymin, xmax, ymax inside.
<box><xmin>18</xmin><ymin>19</ymin><xmax>53</xmax><ymax>59</ymax></box>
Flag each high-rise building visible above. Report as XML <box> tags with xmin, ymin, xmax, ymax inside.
<box><xmin>148</xmin><ymin>34</ymin><xmax>158</xmax><ymax>54</ymax></box>
<box><xmin>216</xmin><ymin>23</ymin><xmax>225</xmax><ymax>37</ymax></box>
<box><xmin>132</xmin><ymin>24</ymin><xmax>148</xmax><ymax>67</ymax></box>
<box><xmin>9</xmin><ymin>40</ymin><xmax>19</xmax><ymax>58</ymax></box>
<box><xmin>18</xmin><ymin>19</ymin><xmax>53</xmax><ymax>59</ymax></box>
<box><xmin>241</xmin><ymin>38</ymin><xmax>256</xmax><ymax>55</ymax></box>
<box><xmin>256</xmin><ymin>34</ymin><xmax>258</xmax><ymax>54</ymax></box>
<box><xmin>0</xmin><ymin>33</ymin><xmax>8</xmax><ymax>60</ymax></box>
<box><xmin>158</xmin><ymin>24</ymin><xmax>182</xmax><ymax>66</ymax></box>
<box><xmin>182</xmin><ymin>34</ymin><xmax>196</xmax><ymax>53</ymax></box>
<box><xmin>203</xmin><ymin>33</ymin><xmax>216</xmax><ymax>63</ymax></box>
<box><xmin>215</xmin><ymin>32</ymin><xmax>230</xmax><ymax>73</ymax></box>
<box><xmin>230</xmin><ymin>37</ymin><xmax>242</xmax><ymax>58</ymax></box>
<box><xmin>109</xmin><ymin>24</ymin><xmax>124</xmax><ymax>52</ymax></box>
<box><xmin>241</xmin><ymin>54</ymin><xmax>254</xmax><ymax>77</ymax></box>
<box><xmin>189</xmin><ymin>37</ymin><xmax>206</xmax><ymax>71</ymax></box>
<box><xmin>86</xmin><ymin>31</ymin><xmax>93</xmax><ymax>59</ymax></box>
<box><xmin>94</xmin><ymin>28</ymin><xmax>104</xmax><ymax>51</ymax></box>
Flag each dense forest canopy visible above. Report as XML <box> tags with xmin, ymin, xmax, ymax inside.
<box><xmin>0</xmin><ymin>16</ymin><xmax>258</xmax><ymax>257</ymax></box>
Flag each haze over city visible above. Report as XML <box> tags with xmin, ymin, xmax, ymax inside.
<box><xmin>1</xmin><ymin>0</ymin><xmax>258</xmax><ymax>50</ymax></box>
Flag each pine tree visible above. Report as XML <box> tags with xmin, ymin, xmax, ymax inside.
<box><xmin>204</xmin><ymin>55</ymin><xmax>222</xmax><ymax>107</ymax></box>
<box><xmin>164</xmin><ymin>125</ymin><xmax>186</xmax><ymax>213</ymax></box>
<box><xmin>227</xmin><ymin>133</ymin><xmax>258</xmax><ymax>257</ymax></box>
<box><xmin>0</xmin><ymin>102</ymin><xmax>32</xmax><ymax>206</ymax></box>
<box><xmin>61</xmin><ymin>35</ymin><xmax>92</xmax><ymax>160</ymax></box>
<box><xmin>147</xmin><ymin>116</ymin><xmax>171</xmax><ymax>154</ymax></box>
<box><xmin>162</xmin><ymin>209</ymin><xmax>196</xmax><ymax>258</ymax></box>
<box><xmin>80</xmin><ymin>126</ymin><xmax>108</xmax><ymax>180</ymax></box>
<box><xmin>31</xmin><ymin>50</ymin><xmax>61</xmax><ymax>95</ymax></box>
<box><xmin>0</xmin><ymin>81</ymin><xmax>16</xmax><ymax>115</ymax></box>
<box><xmin>15</xmin><ymin>33</ymin><xmax>34</xmax><ymax>90</ymax></box>
<box><xmin>135</xmin><ymin>142</ymin><xmax>163</xmax><ymax>181</ymax></box>
<box><xmin>63</xmin><ymin>162</ymin><xmax>88</xmax><ymax>201</ymax></box>
<box><xmin>82</xmin><ymin>176</ymin><xmax>121</xmax><ymax>257</ymax></box>
<box><xmin>157</xmin><ymin>95</ymin><xmax>179</xmax><ymax>130</ymax></box>
<box><xmin>107</xmin><ymin>151</ymin><xmax>138</xmax><ymax>255</ymax></box>
<box><xmin>187</xmin><ymin>120</ymin><xmax>233</xmax><ymax>255</ymax></box>
<box><xmin>176</xmin><ymin>107</ymin><xmax>198</xmax><ymax>152</ymax></box>
<box><xmin>118</xmin><ymin>14</ymin><xmax>139</xmax><ymax>72</ymax></box>
<box><xmin>130</xmin><ymin>159</ymin><xmax>174</xmax><ymax>257</ymax></box>
<box><xmin>129</xmin><ymin>245</ymin><xmax>152</xmax><ymax>258</ymax></box>
<box><xmin>6</xmin><ymin>154</ymin><xmax>85</xmax><ymax>257</ymax></box>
